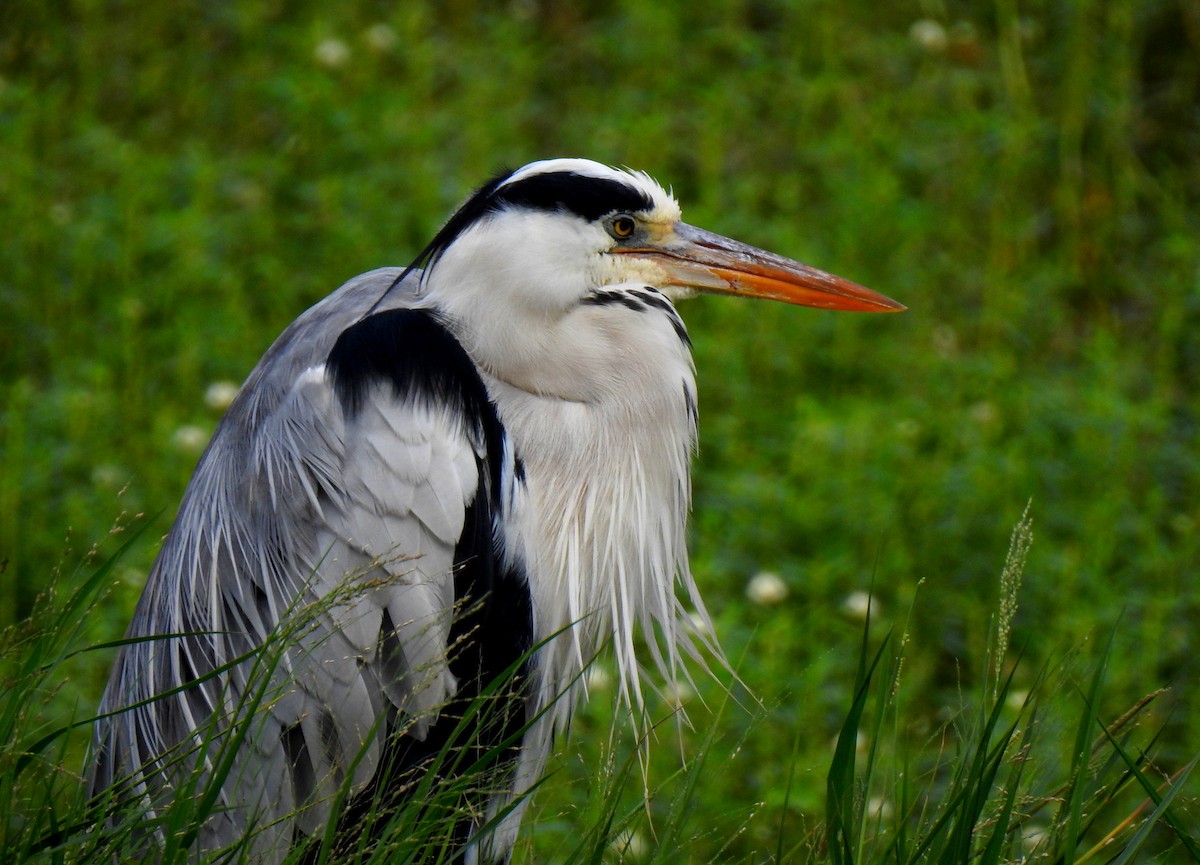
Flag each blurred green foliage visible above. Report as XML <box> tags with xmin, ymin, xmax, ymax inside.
<box><xmin>1</xmin><ymin>0</ymin><xmax>1197</xmax><ymax>859</ymax></box>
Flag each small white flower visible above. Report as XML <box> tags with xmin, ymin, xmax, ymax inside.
<box><xmin>867</xmin><ymin>796</ymin><xmax>894</xmax><ymax>820</ymax></box>
<box><xmin>663</xmin><ymin>679</ymin><xmax>694</xmax><ymax>710</ymax></box>
<box><xmin>1005</xmin><ymin>689</ymin><xmax>1030</xmax><ymax>712</ymax></box>
<box><xmin>746</xmin><ymin>571</ymin><xmax>788</xmax><ymax>605</ymax></box>
<box><xmin>841</xmin><ymin>590</ymin><xmax>874</xmax><ymax>621</ymax></box>
<box><xmin>584</xmin><ymin>665</ymin><xmax>613</xmax><ymax>693</ymax></box>
<box><xmin>685</xmin><ymin>609</ymin><xmax>713</xmax><ymax>636</ymax></box>
<box><xmin>172</xmin><ymin>425</ymin><xmax>209</xmax><ymax>454</ymax></box>
<box><xmin>116</xmin><ymin>565</ymin><xmax>146</xmax><ymax>588</ymax></box>
<box><xmin>363</xmin><ymin>23</ymin><xmax>397</xmax><ymax>52</ymax></box>
<box><xmin>909</xmin><ymin>19</ymin><xmax>948</xmax><ymax>53</ymax></box>
<box><xmin>314</xmin><ymin>38</ymin><xmax>350</xmax><ymax>69</ymax></box>
<box><xmin>91</xmin><ymin>464</ymin><xmax>126</xmax><ymax>488</ymax></box>
<box><xmin>608</xmin><ymin>829</ymin><xmax>648</xmax><ymax>861</ymax></box>
<box><xmin>1021</xmin><ymin>823</ymin><xmax>1050</xmax><ymax>853</ymax></box>
<box><xmin>204</xmin><ymin>380</ymin><xmax>241</xmax><ymax>412</ymax></box>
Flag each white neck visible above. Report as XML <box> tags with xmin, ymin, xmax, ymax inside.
<box><xmin>468</xmin><ymin>292</ymin><xmax>710</xmax><ymax>731</ymax></box>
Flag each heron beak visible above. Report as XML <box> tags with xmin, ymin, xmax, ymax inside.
<box><xmin>617</xmin><ymin>223</ymin><xmax>905</xmax><ymax>312</ymax></box>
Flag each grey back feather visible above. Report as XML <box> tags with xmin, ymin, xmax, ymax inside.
<box><xmin>90</xmin><ymin>268</ymin><xmax>494</xmax><ymax>859</ymax></box>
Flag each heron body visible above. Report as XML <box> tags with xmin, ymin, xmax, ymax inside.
<box><xmin>90</xmin><ymin>159</ymin><xmax>902</xmax><ymax>863</ymax></box>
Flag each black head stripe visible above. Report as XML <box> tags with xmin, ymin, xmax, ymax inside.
<box><xmin>407</xmin><ymin>168</ymin><xmax>656</xmax><ymax>277</ymax></box>
<box><xmin>490</xmin><ymin>171</ymin><xmax>655</xmax><ymax>222</ymax></box>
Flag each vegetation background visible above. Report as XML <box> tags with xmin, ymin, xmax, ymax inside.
<box><xmin>1</xmin><ymin>0</ymin><xmax>1197</xmax><ymax>860</ymax></box>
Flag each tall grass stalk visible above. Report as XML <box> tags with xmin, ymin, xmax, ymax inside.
<box><xmin>991</xmin><ymin>501</ymin><xmax>1032</xmax><ymax>702</ymax></box>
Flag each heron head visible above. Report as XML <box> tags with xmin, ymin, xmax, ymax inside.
<box><xmin>414</xmin><ymin>158</ymin><xmax>904</xmax><ymax>316</ymax></box>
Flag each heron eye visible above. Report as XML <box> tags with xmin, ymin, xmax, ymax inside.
<box><xmin>609</xmin><ymin>215</ymin><xmax>637</xmax><ymax>239</ymax></box>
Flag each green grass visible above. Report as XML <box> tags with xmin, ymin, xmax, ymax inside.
<box><xmin>4</xmin><ymin>521</ymin><xmax>1195</xmax><ymax>862</ymax></box>
<box><xmin>2</xmin><ymin>0</ymin><xmax>1198</xmax><ymax>861</ymax></box>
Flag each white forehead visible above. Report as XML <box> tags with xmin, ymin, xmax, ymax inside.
<box><xmin>505</xmin><ymin>158</ymin><xmax>682</xmax><ymax>221</ymax></box>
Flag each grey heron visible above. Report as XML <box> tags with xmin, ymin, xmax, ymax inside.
<box><xmin>89</xmin><ymin>158</ymin><xmax>903</xmax><ymax>863</ymax></box>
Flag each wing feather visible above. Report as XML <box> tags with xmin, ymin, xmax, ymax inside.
<box><xmin>244</xmin><ymin>366</ymin><xmax>479</xmax><ymax>831</ymax></box>
<box><xmin>88</xmin><ymin>273</ymin><xmax>523</xmax><ymax>862</ymax></box>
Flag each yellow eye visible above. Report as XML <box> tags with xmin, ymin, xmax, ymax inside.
<box><xmin>610</xmin><ymin>215</ymin><xmax>636</xmax><ymax>239</ymax></box>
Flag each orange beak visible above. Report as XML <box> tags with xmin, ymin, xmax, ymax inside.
<box><xmin>615</xmin><ymin>223</ymin><xmax>905</xmax><ymax>313</ymax></box>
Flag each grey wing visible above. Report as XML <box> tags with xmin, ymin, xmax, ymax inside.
<box><xmin>239</xmin><ymin>363</ymin><xmax>482</xmax><ymax>841</ymax></box>
<box><xmin>89</xmin><ymin>270</ymin><xmax>497</xmax><ymax>858</ymax></box>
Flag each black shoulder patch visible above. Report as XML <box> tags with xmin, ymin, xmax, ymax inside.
<box><xmin>328</xmin><ymin>309</ymin><xmax>482</xmax><ymax>420</ymax></box>
<box><xmin>326</xmin><ymin>308</ymin><xmax>507</xmax><ymax>494</ymax></box>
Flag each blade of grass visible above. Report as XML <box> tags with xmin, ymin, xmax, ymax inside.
<box><xmin>1056</xmin><ymin>627</ymin><xmax>1116</xmax><ymax>865</ymax></box>
<box><xmin>1087</xmin><ymin>723</ymin><xmax>1200</xmax><ymax>861</ymax></box>
<box><xmin>978</xmin><ymin>754</ymin><xmax>1026</xmax><ymax>865</ymax></box>
<box><xmin>777</xmin><ymin>727</ymin><xmax>803</xmax><ymax>864</ymax></box>
<box><xmin>937</xmin><ymin>663</ymin><xmax>1026</xmax><ymax>865</ymax></box>
<box><xmin>1105</xmin><ymin>753</ymin><xmax>1199</xmax><ymax>865</ymax></box>
<box><xmin>826</xmin><ymin>626</ymin><xmax>892</xmax><ymax>865</ymax></box>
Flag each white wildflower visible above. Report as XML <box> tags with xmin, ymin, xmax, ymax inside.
<box><xmin>91</xmin><ymin>464</ymin><xmax>125</xmax><ymax>488</ymax></box>
<box><xmin>204</xmin><ymin>380</ymin><xmax>240</xmax><ymax>412</ymax></box>
<box><xmin>1021</xmin><ymin>823</ymin><xmax>1050</xmax><ymax>854</ymax></box>
<box><xmin>685</xmin><ymin>609</ymin><xmax>713</xmax><ymax>636</ymax></box>
<box><xmin>867</xmin><ymin>796</ymin><xmax>894</xmax><ymax>820</ymax></box>
<box><xmin>584</xmin><ymin>665</ymin><xmax>613</xmax><ymax>693</ymax></box>
<box><xmin>608</xmin><ymin>829</ymin><xmax>648</xmax><ymax>861</ymax></box>
<box><xmin>909</xmin><ymin>19</ymin><xmax>948</xmax><ymax>53</ymax></box>
<box><xmin>746</xmin><ymin>571</ymin><xmax>788</xmax><ymax>605</ymax></box>
<box><xmin>314</xmin><ymin>38</ymin><xmax>350</xmax><ymax>69</ymax></box>
<box><xmin>663</xmin><ymin>679</ymin><xmax>694</xmax><ymax>710</ymax></box>
<box><xmin>1005</xmin><ymin>688</ymin><xmax>1030</xmax><ymax>712</ymax></box>
<box><xmin>172</xmin><ymin>425</ymin><xmax>209</xmax><ymax>454</ymax></box>
<box><xmin>841</xmin><ymin>590</ymin><xmax>874</xmax><ymax>621</ymax></box>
